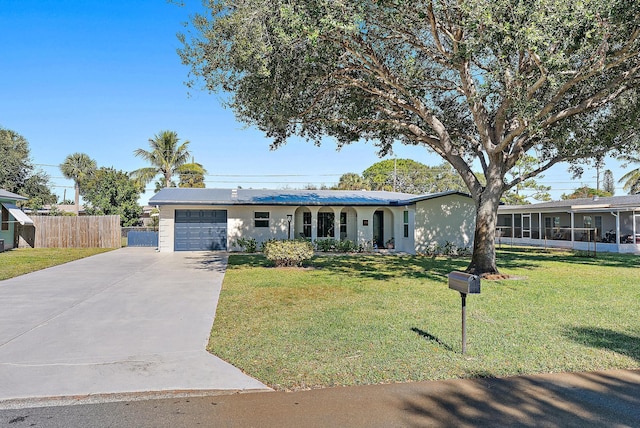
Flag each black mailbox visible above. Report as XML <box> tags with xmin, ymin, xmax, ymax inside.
<box><xmin>448</xmin><ymin>271</ymin><xmax>480</xmax><ymax>294</ymax></box>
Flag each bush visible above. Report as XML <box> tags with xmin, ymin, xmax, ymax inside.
<box><xmin>233</xmin><ymin>237</ymin><xmax>258</xmax><ymax>253</ymax></box>
<box><xmin>263</xmin><ymin>240</ymin><xmax>314</xmax><ymax>267</ymax></box>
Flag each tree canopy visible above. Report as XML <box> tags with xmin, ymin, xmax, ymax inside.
<box><xmin>180</xmin><ymin>0</ymin><xmax>640</xmax><ymax>274</ymax></box>
<box><xmin>81</xmin><ymin>167</ymin><xmax>143</xmax><ymax>227</ymax></box>
<box><xmin>60</xmin><ymin>152</ymin><xmax>97</xmax><ymax>214</ymax></box>
<box><xmin>0</xmin><ymin>126</ymin><xmax>57</xmax><ymax>208</ymax></box>
<box><xmin>561</xmin><ymin>186</ymin><xmax>612</xmax><ymax>200</ymax></box>
<box><xmin>131</xmin><ymin>130</ymin><xmax>206</xmax><ymax>191</ymax></box>
<box><xmin>361</xmin><ymin>159</ymin><xmax>466</xmax><ymax>194</ymax></box>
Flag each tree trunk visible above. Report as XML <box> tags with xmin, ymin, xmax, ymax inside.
<box><xmin>74</xmin><ymin>182</ymin><xmax>80</xmax><ymax>215</ymax></box>
<box><xmin>467</xmin><ymin>185</ymin><xmax>502</xmax><ymax>275</ymax></box>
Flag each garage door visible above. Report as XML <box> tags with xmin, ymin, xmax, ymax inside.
<box><xmin>174</xmin><ymin>210</ymin><xmax>227</xmax><ymax>251</ymax></box>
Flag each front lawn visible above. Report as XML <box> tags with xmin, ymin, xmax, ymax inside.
<box><xmin>0</xmin><ymin>248</ymin><xmax>114</xmax><ymax>280</ymax></box>
<box><xmin>209</xmin><ymin>249</ymin><xmax>640</xmax><ymax>390</ymax></box>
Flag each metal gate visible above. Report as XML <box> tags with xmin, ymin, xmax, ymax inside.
<box><xmin>127</xmin><ymin>231</ymin><xmax>159</xmax><ymax>247</ymax></box>
<box><xmin>174</xmin><ymin>210</ymin><xmax>227</xmax><ymax>251</ymax></box>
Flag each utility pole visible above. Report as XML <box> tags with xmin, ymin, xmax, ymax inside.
<box><xmin>393</xmin><ymin>158</ymin><xmax>397</xmax><ymax>192</ymax></box>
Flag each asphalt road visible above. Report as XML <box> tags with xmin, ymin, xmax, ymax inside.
<box><xmin>1</xmin><ymin>369</ymin><xmax>639</xmax><ymax>428</ymax></box>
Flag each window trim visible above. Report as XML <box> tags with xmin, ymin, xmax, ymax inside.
<box><xmin>1</xmin><ymin>206</ymin><xmax>9</xmax><ymax>231</ymax></box>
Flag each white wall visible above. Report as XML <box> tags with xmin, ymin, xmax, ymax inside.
<box><xmin>414</xmin><ymin>194</ymin><xmax>476</xmax><ymax>253</ymax></box>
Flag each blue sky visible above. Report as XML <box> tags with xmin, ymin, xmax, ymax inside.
<box><xmin>0</xmin><ymin>1</ymin><xmax>628</xmax><ymax>204</ymax></box>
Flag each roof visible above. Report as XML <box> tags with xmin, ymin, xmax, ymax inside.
<box><xmin>498</xmin><ymin>194</ymin><xmax>640</xmax><ymax>212</ymax></box>
<box><xmin>149</xmin><ymin>188</ymin><xmax>471</xmax><ymax>207</ymax></box>
<box><xmin>0</xmin><ymin>189</ymin><xmax>27</xmax><ymax>201</ymax></box>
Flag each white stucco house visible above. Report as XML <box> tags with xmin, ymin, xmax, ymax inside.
<box><xmin>0</xmin><ymin>189</ymin><xmax>34</xmax><ymax>251</ymax></box>
<box><xmin>149</xmin><ymin>188</ymin><xmax>476</xmax><ymax>253</ymax></box>
<box><xmin>496</xmin><ymin>194</ymin><xmax>640</xmax><ymax>254</ymax></box>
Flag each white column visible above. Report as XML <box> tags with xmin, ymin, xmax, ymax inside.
<box><xmin>570</xmin><ymin>212</ymin><xmax>575</xmax><ymax>243</ymax></box>
<box><xmin>332</xmin><ymin>207</ymin><xmax>342</xmax><ymax>240</ymax></box>
<box><xmin>309</xmin><ymin>207</ymin><xmax>320</xmax><ymax>242</ymax></box>
<box><xmin>538</xmin><ymin>212</ymin><xmax>542</xmax><ymax>240</ymax></box>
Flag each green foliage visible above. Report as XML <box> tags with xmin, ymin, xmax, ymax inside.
<box><xmin>81</xmin><ymin>167</ymin><xmax>143</xmax><ymax>226</ymax></box>
<box><xmin>362</xmin><ymin>159</ymin><xmax>467</xmax><ymax>194</ymax></box>
<box><xmin>421</xmin><ymin>241</ymin><xmax>472</xmax><ymax>258</ymax></box>
<box><xmin>60</xmin><ymin>152</ymin><xmax>97</xmax><ymax>211</ymax></box>
<box><xmin>502</xmin><ymin>155</ymin><xmax>552</xmax><ymax>204</ymax></box>
<box><xmin>263</xmin><ymin>240</ymin><xmax>314</xmax><ymax>267</ymax></box>
<box><xmin>617</xmin><ymin>155</ymin><xmax>640</xmax><ymax>194</ymax></box>
<box><xmin>178</xmin><ymin>161</ymin><xmax>207</xmax><ymax>188</ymax></box>
<box><xmin>602</xmin><ymin>170</ymin><xmax>615</xmax><ymax>195</ymax></box>
<box><xmin>0</xmin><ymin>127</ymin><xmax>57</xmax><ymax>206</ymax></box>
<box><xmin>335</xmin><ymin>172</ymin><xmax>370</xmax><ymax>190</ymax></box>
<box><xmin>131</xmin><ymin>130</ymin><xmax>206</xmax><ymax>191</ymax></box>
<box><xmin>180</xmin><ymin>0</ymin><xmax>640</xmax><ymax>273</ymax></box>
<box><xmin>233</xmin><ymin>237</ymin><xmax>258</xmax><ymax>253</ymax></box>
<box><xmin>561</xmin><ymin>186</ymin><xmax>612</xmax><ymax>200</ymax></box>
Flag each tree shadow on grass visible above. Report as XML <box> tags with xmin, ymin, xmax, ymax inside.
<box><xmin>563</xmin><ymin>326</ymin><xmax>640</xmax><ymax>362</ymax></box>
<box><xmin>311</xmin><ymin>254</ymin><xmax>469</xmax><ymax>282</ymax></box>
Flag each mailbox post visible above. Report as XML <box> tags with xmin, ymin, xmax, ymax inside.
<box><xmin>448</xmin><ymin>271</ymin><xmax>481</xmax><ymax>354</ymax></box>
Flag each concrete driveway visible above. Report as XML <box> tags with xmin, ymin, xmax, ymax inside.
<box><xmin>0</xmin><ymin>248</ymin><xmax>269</xmax><ymax>402</ymax></box>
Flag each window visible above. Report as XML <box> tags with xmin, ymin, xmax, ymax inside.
<box><xmin>403</xmin><ymin>210</ymin><xmax>409</xmax><ymax>238</ymax></box>
<box><xmin>595</xmin><ymin>216</ymin><xmax>602</xmax><ymax>237</ymax></box>
<box><xmin>254</xmin><ymin>211</ymin><xmax>269</xmax><ymax>228</ymax></box>
<box><xmin>1</xmin><ymin>206</ymin><xmax>8</xmax><ymax>231</ymax></box>
<box><xmin>340</xmin><ymin>212</ymin><xmax>347</xmax><ymax>236</ymax></box>
<box><xmin>317</xmin><ymin>212</ymin><xmax>335</xmax><ymax>238</ymax></box>
<box><xmin>583</xmin><ymin>216</ymin><xmax>592</xmax><ymax>228</ymax></box>
<box><xmin>303</xmin><ymin>212</ymin><xmax>312</xmax><ymax>237</ymax></box>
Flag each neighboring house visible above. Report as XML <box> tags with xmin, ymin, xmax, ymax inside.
<box><xmin>497</xmin><ymin>194</ymin><xmax>640</xmax><ymax>254</ymax></box>
<box><xmin>149</xmin><ymin>188</ymin><xmax>476</xmax><ymax>253</ymax></box>
<box><xmin>0</xmin><ymin>189</ymin><xmax>34</xmax><ymax>251</ymax></box>
<box><xmin>24</xmin><ymin>204</ymin><xmax>87</xmax><ymax>216</ymax></box>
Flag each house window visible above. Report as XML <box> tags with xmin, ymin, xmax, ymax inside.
<box><xmin>1</xmin><ymin>206</ymin><xmax>8</xmax><ymax>231</ymax></box>
<box><xmin>254</xmin><ymin>211</ymin><xmax>269</xmax><ymax>228</ymax></box>
<box><xmin>583</xmin><ymin>216</ymin><xmax>592</xmax><ymax>228</ymax></box>
<box><xmin>303</xmin><ymin>212</ymin><xmax>312</xmax><ymax>237</ymax></box>
<box><xmin>340</xmin><ymin>212</ymin><xmax>347</xmax><ymax>236</ymax></box>
<box><xmin>403</xmin><ymin>210</ymin><xmax>409</xmax><ymax>238</ymax></box>
<box><xmin>317</xmin><ymin>212</ymin><xmax>335</xmax><ymax>238</ymax></box>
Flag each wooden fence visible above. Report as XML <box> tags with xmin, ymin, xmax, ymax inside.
<box><xmin>19</xmin><ymin>215</ymin><xmax>121</xmax><ymax>248</ymax></box>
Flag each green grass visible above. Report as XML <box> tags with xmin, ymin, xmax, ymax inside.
<box><xmin>0</xmin><ymin>247</ymin><xmax>114</xmax><ymax>280</ymax></box>
<box><xmin>209</xmin><ymin>249</ymin><xmax>640</xmax><ymax>390</ymax></box>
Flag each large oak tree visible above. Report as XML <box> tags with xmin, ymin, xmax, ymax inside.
<box><xmin>179</xmin><ymin>0</ymin><xmax>640</xmax><ymax>274</ymax></box>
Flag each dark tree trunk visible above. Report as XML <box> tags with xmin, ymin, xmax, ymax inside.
<box><xmin>467</xmin><ymin>183</ymin><xmax>502</xmax><ymax>275</ymax></box>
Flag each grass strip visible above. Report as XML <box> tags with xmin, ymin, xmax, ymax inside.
<box><xmin>0</xmin><ymin>248</ymin><xmax>114</xmax><ymax>280</ymax></box>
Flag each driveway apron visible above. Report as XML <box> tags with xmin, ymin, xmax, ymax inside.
<box><xmin>0</xmin><ymin>248</ymin><xmax>269</xmax><ymax>401</ymax></box>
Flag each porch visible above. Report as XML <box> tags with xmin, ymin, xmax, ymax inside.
<box><xmin>496</xmin><ymin>210</ymin><xmax>640</xmax><ymax>254</ymax></box>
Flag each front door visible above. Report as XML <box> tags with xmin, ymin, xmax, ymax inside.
<box><xmin>373</xmin><ymin>210</ymin><xmax>384</xmax><ymax>248</ymax></box>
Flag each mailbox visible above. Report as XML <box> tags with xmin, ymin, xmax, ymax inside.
<box><xmin>448</xmin><ymin>271</ymin><xmax>480</xmax><ymax>294</ymax></box>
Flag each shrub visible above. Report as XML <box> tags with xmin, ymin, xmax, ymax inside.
<box><xmin>263</xmin><ymin>240</ymin><xmax>314</xmax><ymax>267</ymax></box>
<box><xmin>233</xmin><ymin>237</ymin><xmax>258</xmax><ymax>253</ymax></box>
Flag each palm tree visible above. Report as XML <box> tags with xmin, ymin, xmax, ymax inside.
<box><xmin>131</xmin><ymin>130</ymin><xmax>206</xmax><ymax>191</ymax></box>
<box><xmin>336</xmin><ymin>173</ymin><xmax>370</xmax><ymax>190</ymax></box>
<box><xmin>618</xmin><ymin>155</ymin><xmax>640</xmax><ymax>194</ymax></box>
<box><xmin>60</xmin><ymin>153</ymin><xmax>97</xmax><ymax>215</ymax></box>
